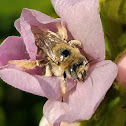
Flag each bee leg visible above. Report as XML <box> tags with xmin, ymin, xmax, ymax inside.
<box><xmin>8</xmin><ymin>60</ymin><xmax>39</xmax><ymax>70</ymax></box>
<box><xmin>36</xmin><ymin>60</ymin><xmax>52</xmax><ymax>76</ymax></box>
<box><xmin>69</xmin><ymin>40</ymin><xmax>81</xmax><ymax>47</ymax></box>
<box><xmin>61</xmin><ymin>80</ymin><xmax>67</xmax><ymax>97</ymax></box>
<box><xmin>45</xmin><ymin>65</ymin><xmax>52</xmax><ymax>76</ymax></box>
<box><xmin>61</xmin><ymin>72</ymin><xmax>67</xmax><ymax>101</ymax></box>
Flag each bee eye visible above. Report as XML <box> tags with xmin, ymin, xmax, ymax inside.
<box><xmin>60</xmin><ymin>49</ymin><xmax>71</xmax><ymax>61</ymax></box>
<box><xmin>69</xmin><ymin>64</ymin><xmax>78</xmax><ymax>79</ymax></box>
<box><xmin>61</xmin><ymin>49</ymin><xmax>71</xmax><ymax>57</ymax></box>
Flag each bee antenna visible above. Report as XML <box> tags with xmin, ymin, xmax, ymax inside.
<box><xmin>85</xmin><ymin>58</ymin><xmax>99</xmax><ymax>66</ymax></box>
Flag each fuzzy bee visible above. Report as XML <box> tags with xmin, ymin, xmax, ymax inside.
<box><xmin>8</xmin><ymin>24</ymin><xmax>90</xmax><ymax>96</ymax></box>
<box><xmin>31</xmin><ymin>24</ymin><xmax>89</xmax><ymax>95</ymax></box>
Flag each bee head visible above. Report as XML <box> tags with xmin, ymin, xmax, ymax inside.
<box><xmin>69</xmin><ymin>57</ymin><xmax>99</xmax><ymax>81</ymax></box>
<box><xmin>69</xmin><ymin>57</ymin><xmax>89</xmax><ymax>81</ymax></box>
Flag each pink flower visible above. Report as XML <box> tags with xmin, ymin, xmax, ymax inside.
<box><xmin>0</xmin><ymin>0</ymin><xmax>117</xmax><ymax>126</ymax></box>
<box><xmin>116</xmin><ymin>53</ymin><xmax>126</xmax><ymax>86</ymax></box>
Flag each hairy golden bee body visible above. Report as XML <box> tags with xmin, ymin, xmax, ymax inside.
<box><xmin>31</xmin><ymin>24</ymin><xmax>89</xmax><ymax>82</ymax></box>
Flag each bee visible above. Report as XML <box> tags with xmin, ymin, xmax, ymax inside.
<box><xmin>30</xmin><ymin>24</ymin><xmax>89</xmax><ymax>95</ymax></box>
<box><xmin>8</xmin><ymin>24</ymin><xmax>91</xmax><ymax>96</ymax></box>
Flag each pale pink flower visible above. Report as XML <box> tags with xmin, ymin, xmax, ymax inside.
<box><xmin>0</xmin><ymin>0</ymin><xmax>117</xmax><ymax>126</ymax></box>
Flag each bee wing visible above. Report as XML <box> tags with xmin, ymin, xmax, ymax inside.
<box><xmin>31</xmin><ymin>25</ymin><xmax>63</xmax><ymax>61</ymax></box>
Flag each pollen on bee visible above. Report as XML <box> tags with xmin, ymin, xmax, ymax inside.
<box><xmin>69</xmin><ymin>40</ymin><xmax>81</xmax><ymax>47</ymax></box>
<box><xmin>8</xmin><ymin>60</ymin><xmax>37</xmax><ymax>69</ymax></box>
<box><xmin>61</xmin><ymin>80</ymin><xmax>67</xmax><ymax>96</ymax></box>
<box><xmin>57</xmin><ymin>24</ymin><xmax>68</xmax><ymax>41</ymax></box>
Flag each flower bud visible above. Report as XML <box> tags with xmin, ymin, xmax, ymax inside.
<box><xmin>116</xmin><ymin>53</ymin><xmax>126</xmax><ymax>86</ymax></box>
<box><xmin>39</xmin><ymin>116</ymin><xmax>80</xmax><ymax>126</ymax></box>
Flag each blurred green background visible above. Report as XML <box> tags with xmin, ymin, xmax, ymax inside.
<box><xmin>0</xmin><ymin>0</ymin><xmax>57</xmax><ymax>126</ymax></box>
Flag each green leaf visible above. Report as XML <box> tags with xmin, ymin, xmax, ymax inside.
<box><xmin>118</xmin><ymin>33</ymin><xmax>126</xmax><ymax>51</ymax></box>
<box><xmin>101</xmin><ymin>0</ymin><xmax>126</xmax><ymax>24</ymax></box>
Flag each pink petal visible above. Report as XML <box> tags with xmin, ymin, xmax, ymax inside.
<box><xmin>20</xmin><ymin>16</ymin><xmax>37</xmax><ymax>60</ymax></box>
<box><xmin>0</xmin><ymin>68</ymin><xmax>61</xmax><ymax>99</ymax></box>
<box><xmin>0</xmin><ymin>36</ymin><xmax>29</xmax><ymax>66</ymax></box>
<box><xmin>14</xmin><ymin>18</ymin><xmax>21</xmax><ymax>33</ymax></box>
<box><xmin>51</xmin><ymin>0</ymin><xmax>105</xmax><ymax>60</ymax></box>
<box><xmin>21</xmin><ymin>9</ymin><xmax>61</xmax><ymax>27</ymax></box>
<box><xmin>16</xmin><ymin>8</ymin><xmax>61</xmax><ymax>60</ymax></box>
<box><xmin>35</xmin><ymin>75</ymin><xmax>61</xmax><ymax>99</ymax></box>
<box><xmin>25</xmin><ymin>66</ymin><xmax>45</xmax><ymax>75</ymax></box>
<box><xmin>66</xmin><ymin>79</ymin><xmax>77</xmax><ymax>92</ymax></box>
<box><xmin>15</xmin><ymin>8</ymin><xmax>62</xmax><ymax>33</ymax></box>
<box><xmin>43</xmin><ymin>60</ymin><xmax>117</xmax><ymax>125</ymax></box>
